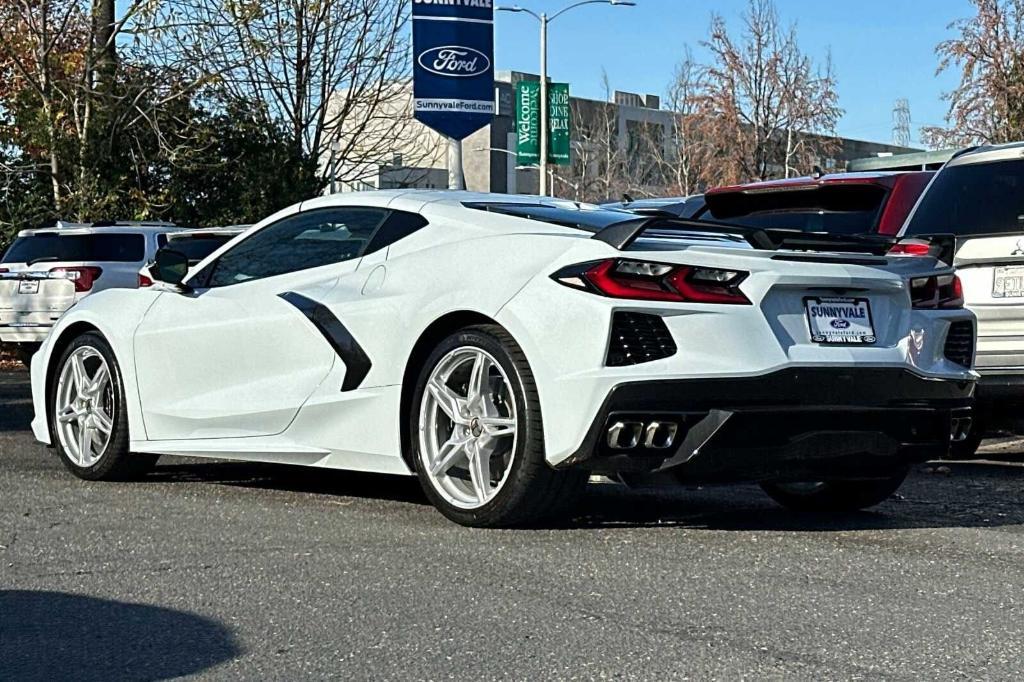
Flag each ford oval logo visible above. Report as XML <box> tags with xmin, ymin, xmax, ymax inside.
<box><xmin>418</xmin><ymin>45</ymin><xmax>490</xmax><ymax>78</ymax></box>
<box><xmin>830</xmin><ymin>319</ymin><xmax>851</xmax><ymax>329</ymax></box>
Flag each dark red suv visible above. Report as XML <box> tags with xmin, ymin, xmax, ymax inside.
<box><xmin>690</xmin><ymin>171</ymin><xmax>934</xmax><ymax>236</ymax></box>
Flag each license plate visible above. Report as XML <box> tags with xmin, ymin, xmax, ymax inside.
<box><xmin>993</xmin><ymin>266</ymin><xmax>1024</xmax><ymax>298</ymax></box>
<box><xmin>805</xmin><ymin>297</ymin><xmax>876</xmax><ymax>345</ymax></box>
<box><xmin>18</xmin><ymin>280</ymin><xmax>39</xmax><ymax>295</ymax></box>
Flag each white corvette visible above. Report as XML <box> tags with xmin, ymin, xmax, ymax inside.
<box><xmin>29</xmin><ymin>191</ymin><xmax>976</xmax><ymax>526</ymax></box>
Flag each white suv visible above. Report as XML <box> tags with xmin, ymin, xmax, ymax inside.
<box><xmin>0</xmin><ymin>221</ymin><xmax>184</xmax><ymax>362</ymax></box>
<box><xmin>898</xmin><ymin>142</ymin><xmax>1024</xmax><ymax>453</ymax></box>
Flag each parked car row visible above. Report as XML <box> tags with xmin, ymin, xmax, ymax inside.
<box><xmin>11</xmin><ymin>170</ymin><xmax>977</xmax><ymax>526</ymax></box>
<box><xmin>11</xmin><ymin>143</ymin><xmax>1024</xmax><ymax>526</ymax></box>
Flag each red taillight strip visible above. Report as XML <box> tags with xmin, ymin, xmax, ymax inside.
<box><xmin>584</xmin><ymin>260</ymin><xmax>682</xmax><ymax>301</ymax></box>
<box><xmin>555</xmin><ymin>259</ymin><xmax>751</xmax><ymax>305</ymax></box>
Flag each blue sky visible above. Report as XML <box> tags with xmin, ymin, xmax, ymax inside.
<box><xmin>492</xmin><ymin>0</ymin><xmax>975</xmax><ymax>147</ymax></box>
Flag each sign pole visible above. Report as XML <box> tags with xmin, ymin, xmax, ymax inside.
<box><xmin>539</xmin><ymin>13</ymin><xmax>549</xmax><ymax>197</ymax></box>
<box><xmin>448</xmin><ymin>137</ymin><xmax>465</xmax><ymax>190</ymax></box>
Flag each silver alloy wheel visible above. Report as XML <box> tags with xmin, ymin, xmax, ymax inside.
<box><xmin>55</xmin><ymin>346</ymin><xmax>115</xmax><ymax>468</ymax></box>
<box><xmin>418</xmin><ymin>347</ymin><xmax>518</xmax><ymax>509</ymax></box>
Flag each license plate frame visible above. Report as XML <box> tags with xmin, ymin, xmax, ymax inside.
<box><xmin>992</xmin><ymin>266</ymin><xmax>1024</xmax><ymax>298</ymax></box>
<box><xmin>805</xmin><ymin>296</ymin><xmax>877</xmax><ymax>345</ymax></box>
<box><xmin>17</xmin><ymin>280</ymin><xmax>39</xmax><ymax>295</ymax></box>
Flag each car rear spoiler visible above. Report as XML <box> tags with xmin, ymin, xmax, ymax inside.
<box><xmin>592</xmin><ymin>217</ymin><xmax>957</xmax><ymax>263</ymax></box>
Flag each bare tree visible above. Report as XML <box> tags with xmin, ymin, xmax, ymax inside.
<box><xmin>701</xmin><ymin>0</ymin><xmax>842</xmax><ymax>182</ymax></box>
<box><xmin>923</xmin><ymin>0</ymin><xmax>1024</xmax><ymax>147</ymax></box>
<box><xmin>559</xmin><ymin>73</ymin><xmax>630</xmax><ymax>202</ymax></box>
<box><xmin>156</xmin><ymin>0</ymin><xmax>426</xmax><ymax>186</ymax></box>
<box><xmin>661</xmin><ymin>49</ymin><xmax>715</xmax><ymax>195</ymax></box>
<box><xmin>0</xmin><ymin>0</ymin><xmax>210</xmax><ymax>215</ymax></box>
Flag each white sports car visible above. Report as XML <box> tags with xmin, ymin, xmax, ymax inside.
<box><xmin>29</xmin><ymin>191</ymin><xmax>977</xmax><ymax>526</ymax></box>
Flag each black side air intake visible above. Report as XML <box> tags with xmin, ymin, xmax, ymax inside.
<box><xmin>943</xmin><ymin>320</ymin><xmax>974</xmax><ymax>368</ymax></box>
<box><xmin>606</xmin><ymin>312</ymin><xmax>677</xmax><ymax>366</ymax></box>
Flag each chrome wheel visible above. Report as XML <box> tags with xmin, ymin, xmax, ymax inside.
<box><xmin>418</xmin><ymin>347</ymin><xmax>518</xmax><ymax>510</ymax></box>
<box><xmin>55</xmin><ymin>346</ymin><xmax>115</xmax><ymax>468</ymax></box>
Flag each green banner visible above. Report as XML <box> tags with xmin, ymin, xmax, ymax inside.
<box><xmin>547</xmin><ymin>83</ymin><xmax>570</xmax><ymax>166</ymax></box>
<box><xmin>515</xmin><ymin>81</ymin><xmax>540</xmax><ymax>166</ymax></box>
<box><xmin>515</xmin><ymin>80</ymin><xmax>570</xmax><ymax>166</ymax></box>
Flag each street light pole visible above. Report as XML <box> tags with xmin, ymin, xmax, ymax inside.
<box><xmin>539</xmin><ymin>13</ymin><xmax>549</xmax><ymax>197</ymax></box>
<box><xmin>498</xmin><ymin>1</ymin><xmax>635</xmax><ymax>197</ymax></box>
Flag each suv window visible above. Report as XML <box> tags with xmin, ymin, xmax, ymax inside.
<box><xmin>905</xmin><ymin>158</ymin><xmax>1024</xmax><ymax>236</ymax></box>
<box><xmin>701</xmin><ymin>185</ymin><xmax>887</xmax><ymax>235</ymax></box>
<box><xmin>1</xmin><ymin>233</ymin><xmax>146</xmax><ymax>264</ymax></box>
<box><xmin>206</xmin><ymin>208</ymin><xmax>388</xmax><ymax>287</ymax></box>
<box><xmin>165</xmin><ymin>235</ymin><xmax>237</xmax><ymax>265</ymax></box>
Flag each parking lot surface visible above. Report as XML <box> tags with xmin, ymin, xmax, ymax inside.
<box><xmin>2</xmin><ymin>368</ymin><xmax>1024</xmax><ymax>679</ymax></box>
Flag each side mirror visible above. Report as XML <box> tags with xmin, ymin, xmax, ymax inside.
<box><xmin>153</xmin><ymin>248</ymin><xmax>190</xmax><ymax>286</ymax></box>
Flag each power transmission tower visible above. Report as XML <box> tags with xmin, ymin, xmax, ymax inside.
<box><xmin>893</xmin><ymin>99</ymin><xmax>912</xmax><ymax>148</ymax></box>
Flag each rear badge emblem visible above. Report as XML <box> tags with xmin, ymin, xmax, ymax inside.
<box><xmin>1013</xmin><ymin>238</ymin><xmax>1024</xmax><ymax>256</ymax></box>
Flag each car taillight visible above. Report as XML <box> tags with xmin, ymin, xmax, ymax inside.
<box><xmin>888</xmin><ymin>240</ymin><xmax>932</xmax><ymax>256</ymax></box>
<box><xmin>50</xmin><ymin>266</ymin><xmax>102</xmax><ymax>292</ymax></box>
<box><xmin>138</xmin><ymin>273</ymin><xmax>154</xmax><ymax>287</ymax></box>
<box><xmin>911</xmin><ymin>274</ymin><xmax>963</xmax><ymax>309</ymax></box>
<box><xmin>552</xmin><ymin>259</ymin><xmax>751</xmax><ymax>305</ymax></box>
<box><xmin>0</xmin><ymin>268</ymin><xmax>8</xmax><ymax>273</ymax></box>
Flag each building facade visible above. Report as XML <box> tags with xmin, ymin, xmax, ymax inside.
<box><xmin>326</xmin><ymin>71</ymin><xmax>920</xmax><ymax>197</ymax></box>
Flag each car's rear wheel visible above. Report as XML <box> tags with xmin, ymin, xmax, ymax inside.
<box><xmin>410</xmin><ymin>325</ymin><xmax>586</xmax><ymax>527</ymax></box>
<box><xmin>51</xmin><ymin>332</ymin><xmax>158</xmax><ymax>480</ymax></box>
<box><xmin>760</xmin><ymin>470</ymin><xmax>907</xmax><ymax>512</ymax></box>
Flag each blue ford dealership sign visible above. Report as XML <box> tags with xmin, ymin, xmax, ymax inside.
<box><xmin>412</xmin><ymin>0</ymin><xmax>495</xmax><ymax>140</ymax></box>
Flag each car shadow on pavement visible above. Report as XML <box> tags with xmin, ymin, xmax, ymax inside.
<box><xmin>142</xmin><ymin>458</ymin><xmax>1024</xmax><ymax>532</ymax></box>
<box><xmin>565</xmin><ymin>462</ymin><xmax>1024</xmax><ymax>531</ymax></box>
<box><xmin>0</xmin><ymin>369</ymin><xmax>33</xmax><ymax>433</ymax></box>
<box><xmin>146</xmin><ymin>460</ymin><xmax>431</xmax><ymax>506</ymax></box>
<box><xmin>0</xmin><ymin>590</ymin><xmax>240</xmax><ymax>681</ymax></box>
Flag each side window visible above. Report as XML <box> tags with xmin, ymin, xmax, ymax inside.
<box><xmin>364</xmin><ymin>211</ymin><xmax>429</xmax><ymax>254</ymax></box>
<box><xmin>206</xmin><ymin>208</ymin><xmax>388</xmax><ymax>287</ymax></box>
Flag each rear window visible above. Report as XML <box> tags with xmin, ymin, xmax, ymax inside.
<box><xmin>1</xmin><ymin>233</ymin><xmax>146</xmax><ymax>264</ymax></box>
<box><xmin>463</xmin><ymin>201</ymin><xmax>637</xmax><ymax>232</ymax></box>
<box><xmin>702</xmin><ymin>185</ymin><xmax>887</xmax><ymax>235</ymax></box>
<box><xmin>904</xmin><ymin>158</ymin><xmax>1024</xmax><ymax>237</ymax></box>
<box><xmin>165</xmin><ymin>235</ymin><xmax>235</xmax><ymax>264</ymax></box>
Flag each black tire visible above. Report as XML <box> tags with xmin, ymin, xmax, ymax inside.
<box><xmin>409</xmin><ymin>324</ymin><xmax>587</xmax><ymax>527</ymax></box>
<box><xmin>760</xmin><ymin>470</ymin><xmax>908</xmax><ymax>512</ymax></box>
<box><xmin>50</xmin><ymin>332</ymin><xmax>158</xmax><ymax>480</ymax></box>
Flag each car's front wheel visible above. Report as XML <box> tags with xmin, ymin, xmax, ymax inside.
<box><xmin>50</xmin><ymin>332</ymin><xmax>158</xmax><ymax>480</ymax></box>
<box><xmin>760</xmin><ymin>470</ymin><xmax>908</xmax><ymax>512</ymax></box>
<box><xmin>410</xmin><ymin>325</ymin><xmax>586</xmax><ymax>527</ymax></box>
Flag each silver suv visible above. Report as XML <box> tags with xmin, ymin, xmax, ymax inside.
<box><xmin>0</xmin><ymin>221</ymin><xmax>184</xmax><ymax>362</ymax></box>
<box><xmin>898</xmin><ymin>142</ymin><xmax>1024</xmax><ymax>453</ymax></box>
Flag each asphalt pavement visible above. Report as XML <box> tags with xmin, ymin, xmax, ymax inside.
<box><xmin>2</xmin><ymin>368</ymin><xmax>1024</xmax><ymax>680</ymax></box>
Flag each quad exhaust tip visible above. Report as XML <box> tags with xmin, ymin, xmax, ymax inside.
<box><xmin>607</xmin><ymin>420</ymin><xmax>678</xmax><ymax>450</ymax></box>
